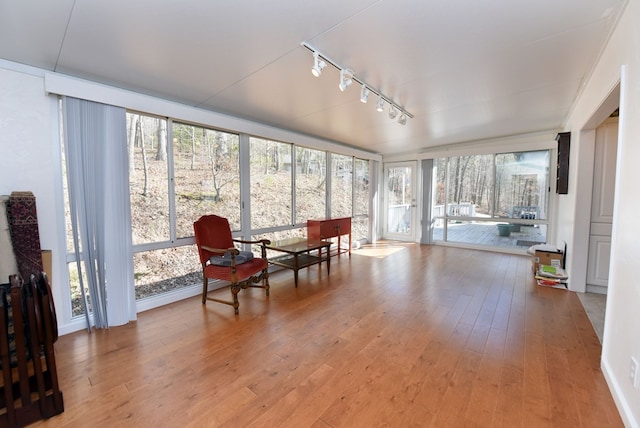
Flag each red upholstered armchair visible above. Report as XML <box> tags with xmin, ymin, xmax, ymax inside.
<box><xmin>193</xmin><ymin>215</ymin><xmax>270</xmax><ymax>314</ymax></box>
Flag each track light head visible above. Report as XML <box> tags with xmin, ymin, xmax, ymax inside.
<box><xmin>360</xmin><ymin>84</ymin><xmax>370</xmax><ymax>103</ymax></box>
<box><xmin>338</xmin><ymin>69</ymin><xmax>354</xmax><ymax>92</ymax></box>
<box><xmin>388</xmin><ymin>105</ymin><xmax>398</xmax><ymax>119</ymax></box>
<box><xmin>311</xmin><ymin>51</ymin><xmax>326</xmax><ymax>77</ymax></box>
<box><xmin>301</xmin><ymin>43</ymin><xmax>412</xmax><ymax>124</ymax></box>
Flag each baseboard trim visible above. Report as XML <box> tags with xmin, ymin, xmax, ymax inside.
<box><xmin>586</xmin><ymin>284</ymin><xmax>608</xmax><ymax>294</ymax></box>
<box><xmin>602</xmin><ymin>356</ymin><xmax>639</xmax><ymax>428</ymax></box>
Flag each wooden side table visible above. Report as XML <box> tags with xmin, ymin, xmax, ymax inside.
<box><xmin>307</xmin><ymin>217</ymin><xmax>351</xmax><ymax>257</ymax></box>
<box><xmin>266</xmin><ymin>237</ymin><xmax>332</xmax><ymax>287</ymax></box>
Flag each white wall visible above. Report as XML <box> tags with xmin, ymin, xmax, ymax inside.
<box><xmin>561</xmin><ymin>0</ymin><xmax>640</xmax><ymax>425</ymax></box>
<box><xmin>0</xmin><ymin>63</ymin><xmax>72</xmax><ymax>328</ymax></box>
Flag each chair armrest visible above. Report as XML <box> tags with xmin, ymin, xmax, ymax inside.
<box><xmin>201</xmin><ymin>245</ymin><xmax>239</xmax><ymax>255</ymax></box>
<box><xmin>232</xmin><ymin>239</ymin><xmax>270</xmax><ymax>259</ymax></box>
<box><xmin>233</xmin><ymin>238</ymin><xmax>271</xmax><ymax>246</ymax></box>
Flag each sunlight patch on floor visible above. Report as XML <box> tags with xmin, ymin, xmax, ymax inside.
<box><xmin>353</xmin><ymin>242</ymin><xmax>414</xmax><ymax>258</ymax></box>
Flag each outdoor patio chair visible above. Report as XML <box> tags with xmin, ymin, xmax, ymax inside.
<box><xmin>193</xmin><ymin>215</ymin><xmax>270</xmax><ymax>314</ymax></box>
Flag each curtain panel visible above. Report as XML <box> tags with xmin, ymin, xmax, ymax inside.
<box><xmin>63</xmin><ymin>97</ymin><xmax>136</xmax><ymax>329</ymax></box>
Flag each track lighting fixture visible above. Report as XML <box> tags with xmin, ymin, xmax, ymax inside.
<box><xmin>301</xmin><ymin>42</ymin><xmax>413</xmax><ymax>124</ymax></box>
<box><xmin>339</xmin><ymin>69</ymin><xmax>354</xmax><ymax>92</ymax></box>
<box><xmin>311</xmin><ymin>51</ymin><xmax>326</xmax><ymax>77</ymax></box>
<box><xmin>360</xmin><ymin>84</ymin><xmax>370</xmax><ymax>103</ymax></box>
<box><xmin>388</xmin><ymin>105</ymin><xmax>398</xmax><ymax>120</ymax></box>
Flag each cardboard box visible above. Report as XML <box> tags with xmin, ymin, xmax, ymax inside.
<box><xmin>41</xmin><ymin>250</ymin><xmax>52</xmax><ymax>286</ymax></box>
<box><xmin>532</xmin><ymin>249</ymin><xmax>563</xmax><ymax>273</ymax></box>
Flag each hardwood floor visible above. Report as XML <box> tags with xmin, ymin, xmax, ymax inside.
<box><xmin>30</xmin><ymin>243</ymin><xmax>622</xmax><ymax>427</ymax></box>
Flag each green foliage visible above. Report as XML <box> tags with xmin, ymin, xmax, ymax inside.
<box><xmin>134</xmin><ymin>272</ymin><xmax>149</xmax><ymax>280</ymax></box>
<box><xmin>68</xmin><ymin>266</ymin><xmax>80</xmax><ymax>300</ymax></box>
<box><xmin>264</xmin><ymin>175</ymin><xmax>275</xmax><ymax>188</ymax></box>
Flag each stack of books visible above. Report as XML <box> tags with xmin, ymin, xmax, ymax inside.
<box><xmin>535</xmin><ymin>263</ymin><xmax>568</xmax><ymax>289</ymax></box>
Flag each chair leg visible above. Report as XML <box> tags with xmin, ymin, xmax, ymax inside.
<box><xmin>230</xmin><ymin>283</ymin><xmax>241</xmax><ymax>314</ymax></box>
<box><xmin>202</xmin><ymin>277</ymin><xmax>208</xmax><ymax>304</ymax></box>
<box><xmin>263</xmin><ymin>271</ymin><xmax>270</xmax><ymax>296</ymax></box>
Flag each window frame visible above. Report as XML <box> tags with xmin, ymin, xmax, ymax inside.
<box><xmin>431</xmin><ymin>149</ymin><xmax>552</xmax><ymax>251</ymax></box>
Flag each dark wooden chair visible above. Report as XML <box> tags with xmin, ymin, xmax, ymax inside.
<box><xmin>0</xmin><ymin>272</ymin><xmax>63</xmax><ymax>427</ymax></box>
<box><xmin>193</xmin><ymin>215</ymin><xmax>270</xmax><ymax>314</ymax></box>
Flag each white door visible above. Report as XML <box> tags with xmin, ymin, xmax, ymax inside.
<box><xmin>384</xmin><ymin>162</ymin><xmax>418</xmax><ymax>241</ymax></box>
<box><xmin>587</xmin><ymin>117</ymin><xmax>618</xmax><ymax>294</ymax></box>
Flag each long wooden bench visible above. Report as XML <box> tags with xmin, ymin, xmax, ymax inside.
<box><xmin>0</xmin><ymin>272</ymin><xmax>63</xmax><ymax>427</ymax></box>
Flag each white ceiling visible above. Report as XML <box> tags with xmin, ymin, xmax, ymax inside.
<box><xmin>0</xmin><ymin>0</ymin><xmax>626</xmax><ymax>156</ymax></box>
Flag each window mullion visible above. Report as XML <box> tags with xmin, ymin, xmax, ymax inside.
<box><xmin>351</xmin><ymin>157</ymin><xmax>355</xmax><ymax>218</ymax></box>
<box><xmin>167</xmin><ymin>118</ymin><xmax>176</xmax><ymax>242</ymax></box>
<box><xmin>291</xmin><ymin>143</ymin><xmax>296</xmax><ymax>226</ymax></box>
<box><xmin>326</xmin><ymin>154</ymin><xmax>332</xmax><ymax>218</ymax></box>
<box><xmin>239</xmin><ymin>133</ymin><xmax>251</xmax><ymax>243</ymax></box>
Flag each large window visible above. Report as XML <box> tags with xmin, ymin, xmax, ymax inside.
<box><xmin>250</xmin><ymin>137</ymin><xmax>293</xmax><ymax>230</ymax></box>
<box><xmin>331</xmin><ymin>153</ymin><xmax>353</xmax><ymax>218</ymax></box>
<box><xmin>433</xmin><ymin>150</ymin><xmax>550</xmax><ymax>249</ymax></box>
<box><xmin>173</xmin><ymin>122</ymin><xmax>240</xmax><ymax>233</ymax></box>
<box><xmin>295</xmin><ymin>147</ymin><xmax>326</xmax><ymax>223</ymax></box>
<box><xmin>495</xmin><ymin>152</ymin><xmax>548</xmax><ymax>220</ymax></box>
<box><xmin>128</xmin><ymin>113</ymin><xmax>170</xmax><ymax>245</ymax></box>
<box><xmin>128</xmin><ymin>114</ymin><xmax>235</xmax><ymax>300</ymax></box>
<box><xmin>443</xmin><ymin>155</ymin><xmax>494</xmax><ymax>219</ymax></box>
<box><xmin>61</xmin><ymin>106</ymin><xmax>374</xmax><ymax>319</ymax></box>
<box><xmin>352</xmin><ymin>158</ymin><xmax>370</xmax><ymax>242</ymax></box>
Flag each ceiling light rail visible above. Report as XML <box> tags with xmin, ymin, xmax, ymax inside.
<box><xmin>301</xmin><ymin>42</ymin><xmax>413</xmax><ymax>124</ymax></box>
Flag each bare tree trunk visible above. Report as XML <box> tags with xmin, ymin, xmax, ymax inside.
<box><xmin>128</xmin><ymin>114</ymin><xmax>137</xmax><ymax>174</ymax></box>
<box><xmin>205</xmin><ymin>131</ymin><xmax>222</xmax><ymax>202</ymax></box>
<box><xmin>190</xmin><ymin>126</ymin><xmax>196</xmax><ymax>170</ymax></box>
<box><xmin>263</xmin><ymin>142</ymin><xmax>268</xmax><ymax>175</ymax></box>
<box><xmin>495</xmin><ymin>169</ymin><xmax>504</xmax><ymax>215</ymax></box>
<box><xmin>136</xmin><ymin>119</ymin><xmax>149</xmax><ymax>197</ymax></box>
<box><xmin>452</xmin><ymin>157</ymin><xmax>461</xmax><ymax>204</ymax></box>
<box><xmin>303</xmin><ymin>149</ymin><xmax>309</xmax><ymax>174</ymax></box>
<box><xmin>156</xmin><ymin>120</ymin><xmax>167</xmax><ymax>161</ymax></box>
<box><xmin>457</xmin><ymin>156</ymin><xmax>471</xmax><ymax>203</ymax></box>
<box><xmin>478</xmin><ymin>174</ymin><xmax>487</xmax><ymax>207</ymax></box>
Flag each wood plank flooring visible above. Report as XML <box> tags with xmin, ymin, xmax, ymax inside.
<box><xmin>30</xmin><ymin>243</ymin><xmax>622</xmax><ymax>427</ymax></box>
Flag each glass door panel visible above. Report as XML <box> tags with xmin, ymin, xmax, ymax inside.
<box><xmin>384</xmin><ymin>162</ymin><xmax>417</xmax><ymax>241</ymax></box>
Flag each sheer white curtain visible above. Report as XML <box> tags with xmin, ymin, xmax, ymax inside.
<box><xmin>63</xmin><ymin>97</ymin><xmax>136</xmax><ymax>329</ymax></box>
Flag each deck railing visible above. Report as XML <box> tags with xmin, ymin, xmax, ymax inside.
<box><xmin>387</xmin><ymin>204</ymin><xmax>412</xmax><ymax>233</ymax></box>
<box><xmin>432</xmin><ymin>203</ymin><xmax>476</xmax><ymax>218</ymax></box>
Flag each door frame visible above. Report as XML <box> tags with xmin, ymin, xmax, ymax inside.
<box><xmin>569</xmin><ymin>82</ymin><xmax>620</xmax><ymax>294</ymax></box>
<box><xmin>383</xmin><ymin>161</ymin><xmax>419</xmax><ymax>242</ymax></box>
<box><xmin>586</xmin><ymin>117</ymin><xmax>618</xmax><ymax>293</ymax></box>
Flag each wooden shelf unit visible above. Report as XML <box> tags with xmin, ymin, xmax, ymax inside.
<box><xmin>307</xmin><ymin>217</ymin><xmax>351</xmax><ymax>257</ymax></box>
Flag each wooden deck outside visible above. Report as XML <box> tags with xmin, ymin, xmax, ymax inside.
<box><xmin>433</xmin><ymin>221</ymin><xmax>547</xmax><ymax>249</ymax></box>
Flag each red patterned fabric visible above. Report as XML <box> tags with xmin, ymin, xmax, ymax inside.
<box><xmin>6</xmin><ymin>192</ymin><xmax>43</xmax><ymax>281</ymax></box>
<box><xmin>193</xmin><ymin>215</ymin><xmax>234</xmax><ymax>264</ymax></box>
<box><xmin>194</xmin><ymin>214</ymin><xmax>267</xmax><ymax>281</ymax></box>
<box><xmin>204</xmin><ymin>257</ymin><xmax>268</xmax><ymax>282</ymax></box>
